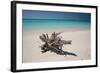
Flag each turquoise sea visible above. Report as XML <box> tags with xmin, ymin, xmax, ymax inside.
<box><xmin>22</xmin><ymin>19</ymin><xmax>90</xmax><ymax>31</ymax></box>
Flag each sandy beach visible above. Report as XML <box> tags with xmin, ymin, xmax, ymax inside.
<box><xmin>22</xmin><ymin>29</ymin><xmax>91</xmax><ymax>63</ymax></box>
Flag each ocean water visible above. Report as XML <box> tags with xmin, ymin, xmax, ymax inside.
<box><xmin>22</xmin><ymin>19</ymin><xmax>90</xmax><ymax>31</ymax></box>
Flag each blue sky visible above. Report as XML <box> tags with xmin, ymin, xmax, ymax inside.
<box><xmin>22</xmin><ymin>10</ymin><xmax>90</xmax><ymax>21</ymax></box>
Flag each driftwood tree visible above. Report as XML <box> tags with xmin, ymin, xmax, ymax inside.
<box><xmin>40</xmin><ymin>32</ymin><xmax>77</xmax><ymax>56</ymax></box>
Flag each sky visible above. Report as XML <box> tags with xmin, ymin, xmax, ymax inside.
<box><xmin>22</xmin><ymin>10</ymin><xmax>91</xmax><ymax>21</ymax></box>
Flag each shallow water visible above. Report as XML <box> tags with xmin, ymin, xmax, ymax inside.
<box><xmin>22</xmin><ymin>19</ymin><xmax>90</xmax><ymax>31</ymax></box>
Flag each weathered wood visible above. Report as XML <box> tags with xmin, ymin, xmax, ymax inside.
<box><xmin>40</xmin><ymin>32</ymin><xmax>77</xmax><ymax>56</ymax></box>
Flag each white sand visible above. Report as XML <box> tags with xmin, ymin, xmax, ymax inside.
<box><xmin>22</xmin><ymin>29</ymin><xmax>91</xmax><ymax>63</ymax></box>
